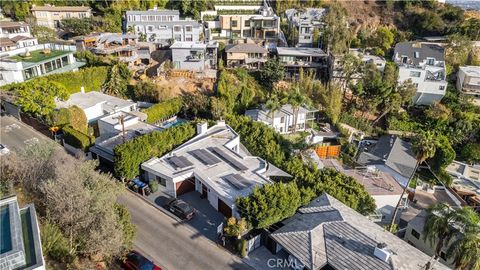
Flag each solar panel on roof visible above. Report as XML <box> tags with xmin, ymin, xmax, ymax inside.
<box><xmin>210</xmin><ymin>147</ymin><xmax>249</xmax><ymax>171</ymax></box>
<box><xmin>224</xmin><ymin>174</ymin><xmax>252</xmax><ymax>190</ymax></box>
<box><xmin>190</xmin><ymin>149</ymin><xmax>221</xmax><ymax>165</ymax></box>
<box><xmin>168</xmin><ymin>156</ymin><xmax>193</xmax><ymax>169</ymax></box>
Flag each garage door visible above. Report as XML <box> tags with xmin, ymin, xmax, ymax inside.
<box><xmin>218</xmin><ymin>198</ymin><xmax>232</xmax><ymax>217</ymax></box>
<box><xmin>176</xmin><ymin>178</ymin><xmax>195</xmax><ymax>196</ymax></box>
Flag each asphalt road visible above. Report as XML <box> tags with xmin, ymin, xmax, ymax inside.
<box><xmin>118</xmin><ymin>192</ymin><xmax>252</xmax><ymax>270</ymax></box>
<box><xmin>0</xmin><ymin>116</ymin><xmax>50</xmax><ymax>151</ymax></box>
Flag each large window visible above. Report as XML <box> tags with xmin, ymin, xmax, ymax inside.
<box><xmin>409</xmin><ymin>71</ymin><xmax>421</xmax><ymax>77</ymax></box>
<box><xmin>23</xmin><ymin>67</ymin><xmax>38</xmax><ymax>80</ymax></box>
<box><xmin>185</xmin><ymin>25</ymin><xmax>192</xmax><ymax>32</ymax></box>
<box><xmin>411</xmin><ymin>229</ymin><xmax>420</xmax><ymax>239</ymax></box>
<box><xmin>426</xmin><ymin>58</ymin><xmax>435</xmax><ymax>65</ymax></box>
<box><xmin>174</xmin><ymin>26</ymin><xmax>181</xmax><ymax>32</ymax></box>
<box><xmin>231</xmin><ymin>20</ymin><xmax>238</xmax><ymax>27</ymax></box>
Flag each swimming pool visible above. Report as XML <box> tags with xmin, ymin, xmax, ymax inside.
<box><xmin>161</xmin><ymin>118</ymin><xmax>188</xmax><ymax>129</ymax></box>
<box><xmin>0</xmin><ymin>205</ymin><xmax>12</xmax><ymax>253</ymax></box>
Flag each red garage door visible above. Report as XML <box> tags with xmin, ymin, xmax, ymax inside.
<box><xmin>176</xmin><ymin>178</ymin><xmax>195</xmax><ymax>196</ymax></box>
<box><xmin>218</xmin><ymin>198</ymin><xmax>232</xmax><ymax>217</ymax></box>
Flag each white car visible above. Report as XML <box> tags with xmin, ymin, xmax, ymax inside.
<box><xmin>0</xmin><ymin>144</ymin><xmax>10</xmax><ymax>156</ymax></box>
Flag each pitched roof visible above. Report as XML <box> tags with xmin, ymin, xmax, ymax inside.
<box><xmin>357</xmin><ymin>135</ymin><xmax>417</xmax><ymax>181</ymax></box>
<box><xmin>10</xmin><ymin>35</ymin><xmax>35</xmax><ymax>42</ymax></box>
<box><xmin>225</xmin><ymin>43</ymin><xmax>268</xmax><ymax>54</ymax></box>
<box><xmin>394</xmin><ymin>42</ymin><xmax>445</xmax><ymax>65</ymax></box>
<box><xmin>31</xmin><ymin>5</ymin><xmax>91</xmax><ymax>12</ymax></box>
<box><xmin>125</xmin><ymin>9</ymin><xmax>180</xmax><ymax>16</ymax></box>
<box><xmin>0</xmin><ymin>21</ymin><xmax>29</xmax><ymax>28</ymax></box>
<box><xmin>270</xmin><ymin>194</ymin><xmax>450</xmax><ymax>270</ymax></box>
<box><xmin>0</xmin><ymin>38</ymin><xmax>15</xmax><ymax>47</ymax></box>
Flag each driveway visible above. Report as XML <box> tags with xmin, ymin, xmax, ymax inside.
<box><xmin>118</xmin><ymin>192</ymin><xmax>252</xmax><ymax>270</ymax></box>
<box><xmin>179</xmin><ymin>191</ymin><xmax>225</xmax><ymax>242</ymax></box>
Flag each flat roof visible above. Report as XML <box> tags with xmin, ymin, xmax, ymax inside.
<box><xmin>225</xmin><ymin>43</ymin><xmax>268</xmax><ymax>54</ymax></box>
<box><xmin>0</xmin><ymin>21</ymin><xmax>29</xmax><ymax>28</ymax></box>
<box><xmin>170</xmin><ymin>41</ymin><xmax>206</xmax><ymax>49</ymax></box>
<box><xmin>126</xmin><ymin>9</ymin><xmax>180</xmax><ymax>16</ymax></box>
<box><xmin>8</xmin><ymin>49</ymin><xmax>70</xmax><ymax>63</ymax></box>
<box><xmin>31</xmin><ymin>5</ymin><xmax>91</xmax><ymax>12</ymax></box>
<box><xmin>277</xmin><ymin>47</ymin><xmax>327</xmax><ymax>57</ymax></box>
<box><xmin>343</xmin><ymin>167</ymin><xmax>404</xmax><ymax>196</ymax></box>
<box><xmin>56</xmin><ymin>91</ymin><xmax>135</xmax><ymax>111</ymax></box>
<box><xmin>142</xmin><ymin>122</ymin><xmax>288</xmax><ymax>204</ymax></box>
<box><xmin>459</xmin><ymin>65</ymin><xmax>480</xmax><ymax>77</ymax></box>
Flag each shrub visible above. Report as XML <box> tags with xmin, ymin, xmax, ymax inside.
<box><xmin>338</xmin><ymin>113</ymin><xmax>373</xmax><ymax>133</ymax></box>
<box><xmin>115</xmin><ymin>203</ymin><xmax>136</xmax><ymax>249</ymax></box>
<box><xmin>41</xmin><ymin>222</ymin><xmax>76</xmax><ymax>263</ymax></box>
<box><xmin>62</xmin><ymin>126</ymin><xmax>95</xmax><ymax>151</ymax></box>
<box><xmin>113</xmin><ymin>123</ymin><xmax>195</xmax><ymax>179</ymax></box>
<box><xmin>143</xmin><ymin>98</ymin><xmax>183</xmax><ymax>124</ymax></box>
<box><xmin>237</xmin><ymin>238</ymin><xmax>248</xmax><ymax>258</ymax></box>
<box><xmin>149</xmin><ymin>180</ymin><xmax>159</xmax><ymax>193</ymax></box>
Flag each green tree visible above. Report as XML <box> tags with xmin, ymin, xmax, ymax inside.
<box><xmin>339</xmin><ymin>53</ymin><xmax>362</xmax><ymax>91</ymax></box>
<box><xmin>317</xmin><ymin>83</ymin><xmax>342</xmax><ymax>124</ymax></box>
<box><xmin>133</xmin><ymin>80</ymin><xmax>158</xmax><ymax>102</ymax></box>
<box><xmin>432</xmin><ymin>135</ymin><xmax>455</xmax><ymax>171</ymax></box>
<box><xmin>323</xmin><ymin>3</ymin><xmax>351</xmax><ymax>54</ymax></box>
<box><xmin>265</xmin><ymin>95</ymin><xmax>283</xmax><ymax>122</ymax></box>
<box><xmin>288</xmin><ymin>87</ymin><xmax>307</xmax><ymax>133</ymax></box>
<box><xmin>210</xmin><ymin>96</ymin><xmax>228</xmax><ymax>120</ymax></box>
<box><xmin>102</xmin><ymin>62</ymin><xmax>131</xmax><ymax>97</ymax></box>
<box><xmin>259</xmin><ymin>58</ymin><xmax>285</xmax><ymax>89</ymax></box>
<box><xmin>460</xmin><ymin>143</ymin><xmax>480</xmax><ymax>164</ymax></box>
<box><xmin>61</xmin><ymin>18</ymin><xmax>95</xmax><ymax>36</ymax></box>
<box><xmin>426</xmin><ymin>102</ymin><xmax>452</xmax><ymax>124</ymax></box>
<box><xmin>447</xmin><ymin>208</ymin><xmax>480</xmax><ymax>270</ymax></box>
<box><xmin>15</xmin><ymin>79</ymin><xmax>69</xmax><ymax>117</ymax></box>
<box><xmin>31</xmin><ymin>26</ymin><xmax>57</xmax><ymax>43</ymax></box>
<box><xmin>236</xmin><ymin>182</ymin><xmax>301</xmax><ymax>229</ymax></box>
<box><xmin>370</xmin><ymin>26</ymin><xmax>395</xmax><ymax>52</ymax></box>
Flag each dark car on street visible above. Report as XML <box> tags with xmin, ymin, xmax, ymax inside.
<box><xmin>122</xmin><ymin>251</ymin><xmax>162</xmax><ymax>270</ymax></box>
<box><xmin>164</xmin><ymin>198</ymin><xmax>195</xmax><ymax>220</ymax></box>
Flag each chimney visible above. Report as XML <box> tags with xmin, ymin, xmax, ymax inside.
<box><xmin>374</xmin><ymin>243</ymin><xmax>391</xmax><ymax>263</ymax></box>
<box><xmin>217</xmin><ymin>120</ymin><xmax>226</xmax><ymax>126</ymax></box>
<box><xmin>80</xmin><ymin>86</ymin><xmax>85</xmax><ymax>93</ymax></box>
<box><xmin>197</xmin><ymin>122</ymin><xmax>208</xmax><ymax>135</ymax></box>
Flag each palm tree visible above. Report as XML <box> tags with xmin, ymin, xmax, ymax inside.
<box><xmin>265</xmin><ymin>96</ymin><xmax>282</xmax><ymax>125</ymax></box>
<box><xmin>389</xmin><ymin>131</ymin><xmax>437</xmax><ymax>232</ymax></box>
<box><xmin>446</xmin><ymin>207</ymin><xmax>480</xmax><ymax>270</ymax></box>
<box><xmin>288</xmin><ymin>86</ymin><xmax>307</xmax><ymax>133</ymax></box>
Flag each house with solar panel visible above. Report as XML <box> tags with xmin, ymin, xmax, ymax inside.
<box><xmin>141</xmin><ymin>121</ymin><xmax>290</xmax><ymax>217</ymax></box>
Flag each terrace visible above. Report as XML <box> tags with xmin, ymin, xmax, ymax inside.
<box><xmin>9</xmin><ymin>49</ymin><xmax>70</xmax><ymax>63</ymax></box>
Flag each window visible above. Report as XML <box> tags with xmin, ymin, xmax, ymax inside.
<box><xmin>147</xmin><ymin>25</ymin><xmax>154</xmax><ymax>32</ymax></box>
<box><xmin>231</xmin><ymin>20</ymin><xmax>238</xmax><ymax>27</ymax></box>
<box><xmin>440</xmin><ymin>252</ymin><xmax>447</xmax><ymax>261</ymax></box>
<box><xmin>174</xmin><ymin>26</ymin><xmax>181</xmax><ymax>32</ymax></box>
<box><xmin>414</xmin><ymin>51</ymin><xmax>419</xmax><ymax>58</ymax></box>
<box><xmin>244</xmin><ymin>20</ymin><xmax>250</xmax><ymax>27</ymax></box>
<box><xmin>185</xmin><ymin>35</ymin><xmax>193</xmax><ymax>41</ymax></box>
<box><xmin>414</xmin><ymin>83</ymin><xmax>418</xmax><ymax>87</ymax></box>
<box><xmin>427</xmin><ymin>58</ymin><xmax>435</xmax><ymax>65</ymax></box>
<box><xmin>158</xmin><ymin>25</ymin><xmax>167</xmax><ymax>30</ymax></box>
<box><xmin>185</xmin><ymin>25</ymin><xmax>192</xmax><ymax>32</ymax></box>
<box><xmin>411</xmin><ymin>229</ymin><xmax>420</xmax><ymax>239</ymax></box>
<box><xmin>0</xmin><ymin>73</ymin><xmax>3</xmax><ymax>80</ymax></box>
<box><xmin>280</xmin><ymin>117</ymin><xmax>285</xmax><ymax>123</ymax></box>
<box><xmin>439</xmin><ymin>85</ymin><xmax>445</xmax><ymax>90</ymax></box>
<box><xmin>409</xmin><ymin>71</ymin><xmax>421</xmax><ymax>77</ymax></box>
<box><xmin>66</xmin><ymin>13</ymin><xmax>71</xmax><ymax>18</ymax></box>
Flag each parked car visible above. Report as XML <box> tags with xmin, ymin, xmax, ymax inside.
<box><xmin>164</xmin><ymin>198</ymin><xmax>195</xmax><ymax>220</ymax></box>
<box><xmin>122</xmin><ymin>251</ymin><xmax>162</xmax><ymax>270</ymax></box>
<box><xmin>0</xmin><ymin>144</ymin><xmax>10</xmax><ymax>156</ymax></box>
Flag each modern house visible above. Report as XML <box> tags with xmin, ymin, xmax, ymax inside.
<box><xmin>125</xmin><ymin>9</ymin><xmax>201</xmax><ymax>47</ymax></box>
<box><xmin>393</xmin><ymin>42</ymin><xmax>447</xmax><ymax>105</ymax></box>
<box><xmin>445</xmin><ymin>160</ymin><xmax>480</xmax><ymax>211</ymax></box>
<box><xmin>343</xmin><ymin>166</ymin><xmax>406</xmax><ymax>223</ymax></box>
<box><xmin>267</xmin><ymin>193</ymin><xmax>450</xmax><ymax>270</ymax></box>
<box><xmin>141</xmin><ymin>121</ymin><xmax>290</xmax><ymax>218</ymax></box>
<box><xmin>224</xmin><ymin>43</ymin><xmax>268</xmax><ymax>69</ymax></box>
<box><xmin>0</xmin><ymin>21</ymin><xmax>38</xmax><ymax>52</ymax></box>
<box><xmin>399</xmin><ymin>185</ymin><xmax>462</xmax><ymax>268</ymax></box>
<box><xmin>350</xmin><ymin>48</ymin><xmax>387</xmax><ymax>72</ymax></box>
<box><xmin>245</xmin><ymin>103</ymin><xmax>317</xmax><ymax>134</ymax></box>
<box><xmin>90</xmin><ymin>111</ymin><xmax>161</xmax><ymax>164</ymax></box>
<box><xmin>0</xmin><ymin>43</ymin><xmax>84</xmax><ymax>86</ymax></box>
<box><xmin>456</xmin><ymin>65</ymin><xmax>480</xmax><ymax>106</ymax></box>
<box><xmin>75</xmin><ymin>33</ymin><xmax>153</xmax><ymax>66</ymax></box>
<box><xmin>170</xmin><ymin>41</ymin><xmax>218</xmax><ymax>71</ymax></box>
<box><xmin>55</xmin><ymin>90</ymin><xmax>137</xmax><ymax>126</ymax></box>
<box><xmin>203</xmin><ymin>3</ymin><xmax>281</xmax><ymax>47</ymax></box>
<box><xmin>357</xmin><ymin>135</ymin><xmax>418</xmax><ymax>187</ymax></box>
<box><xmin>31</xmin><ymin>4</ymin><xmax>92</xmax><ymax>29</ymax></box>
<box><xmin>0</xmin><ymin>196</ymin><xmax>45</xmax><ymax>270</ymax></box>
<box><xmin>276</xmin><ymin>47</ymin><xmax>329</xmax><ymax>81</ymax></box>
<box><xmin>284</xmin><ymin>8</ymin><xmax>326</xmax><ymax>47</ymax></box>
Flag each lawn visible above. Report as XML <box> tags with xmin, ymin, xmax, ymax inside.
<box><xmin>10</xmin><ymin>49</ymin><xmax>69</xmax><ymax>63</ymax></box>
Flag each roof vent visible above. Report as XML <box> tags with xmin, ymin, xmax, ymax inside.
<box><xmin>374</xmin><ymin>243</ymin><xmax>391</xmax><ymax>262</ymax></box>
<box><xmin>414</xmin><ymin>52</ymin><xmax>420</xmax><ymax>58</ymax></box>
<box><xmin>196</xmin><ymin>122</ymin><xmax>208</xmax><ymax>135</ymax></box>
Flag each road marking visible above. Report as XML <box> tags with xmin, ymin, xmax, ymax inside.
<box><xmin>24</xmin><ymin>137</ymin><xmax>39</xmax><ymax>145</ymax></box>
<box><xmin>4</xmin><ymin>124</ymin><xmax>21</xmax><ymax>132</ymax></box>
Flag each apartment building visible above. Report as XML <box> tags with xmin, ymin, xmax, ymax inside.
<box><xmin>393</xmin><ymin>42</ymin><xmax>447</xmax><ymax>105</ymax></box>
<box><xmin>456</xmin><ymin>65</ymin><xmax>480</xmax><ymax>106</ymax></box>
<box><xmin>224</xmin><ymin>43</ymin><xmax>268</xmax><ymax>69</ymax></box>
<box><xmin>245</xmin><ymin>103</ymin><xmax>317</xmax><ymax>134</ymax></box>
<box><xmin>170</xmin><ymin>41</ymin><xmax>218</xmax><ymax>71</ymax></box>
<box><xmin>284</xmin><ymin>8</ymin><xmax>326</xmax><ymax>47</ymax></box>
<box><xmin>276</xmin><ymin>47</ymin><xmax>329</xmax><ymax>81</ymax></box>
<box><xmin>0</xmin><ymin>43</ymin><xmax>84</xmax><ymax>86</ymax></box>
<box><xmin>204</xmin><ymin>3</ymin><xmax>280</xmax><ymax>46</ymax></box>
<box><xmin>31</xmin><ymin>5</ymin><xmax>92</xmax><ymax>29</ymax></box>
<box><xmin>0</xmin><ymin>21</ymin><xmax>38</xmax><ymax>51</ymax></box>
<box><xmin>125</xmin><ymin>9</ymin><xmax>201</xmax><ymax>47</ymax></box>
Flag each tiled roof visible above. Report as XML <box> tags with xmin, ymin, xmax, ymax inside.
<box><xmin>31</xmin><ymin>5</ymin><xmax>91</xmax><ymax>12</ymax></box>
<box><xmin>270</xmin><ymin>194</ymin><xmax>450</xmax><ymax>270</ymax></box>
<box><xmin>394</xmin><ymin>42</ymin><xmax>445</xmax><ymax>65</ymax></box>
<box><xmin>225</xmin><ymin>43</ymin><xmax>268</xmax><ymax>54</ymax></box>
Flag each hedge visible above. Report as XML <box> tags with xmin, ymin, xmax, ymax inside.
<box><xmin>143</xmin><ymin>98</ymin><xmax>183</xmax><ymax>124</ymax></box>
<box><xmin>62</xmin><ymin>126</ymin><xmax>95</xmax><ymax>151</ymax></box>
<box><xmin>1</xmin><ymin>66</ymin><xmax>109</xmax><ymax>94</ymax></box>
<box><xmin>113</xmin><ymin>123</ymin><xmax>195</xmax><ymax>179</ymax></box>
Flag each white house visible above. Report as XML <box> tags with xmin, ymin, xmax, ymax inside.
<box><xmin>0</xmin><ymin>43</ymin><xmax>84</xmax><ymax>86</ymax></box>
<box><xmin>0</xmin><ymin>196</ymin><xmax>45</xmax><ymax>270</ymax></box>
<box><xmin>245</xmin><ymin>104</ymin><xmax>317</xmax><ymax>134</ymax></box>
<box><xmin>393</xmin><ymin>42</ymin><xmax>447</xmax><ymax>105</ymax></box>
<box><xmin>284</xmin><ymin>8</ymin><xmax>326</xmax><ymax>47</ymax></box>
<box><xmin>170</xmin><ymin>41</ymin><xmax>218</xmax><ymax>71</ymax></box>
<box><xmin>55</xmin><ymin>90</ymin><xmax>137</xmax><ymax>124</ymax></box>
<box><xmin>0</xmin><ymin>21</ymin><xmax>38</xmax><ymax>51</ymax></box>
<box><xmin>456</xmin><ymin>65</ymin><xmax>480</xmax><ymax>106</ymax></box>
<box><xmin>141</xmin><ymin>121</ymin><xmax>290</xmax><ymax>217</ymax></box>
